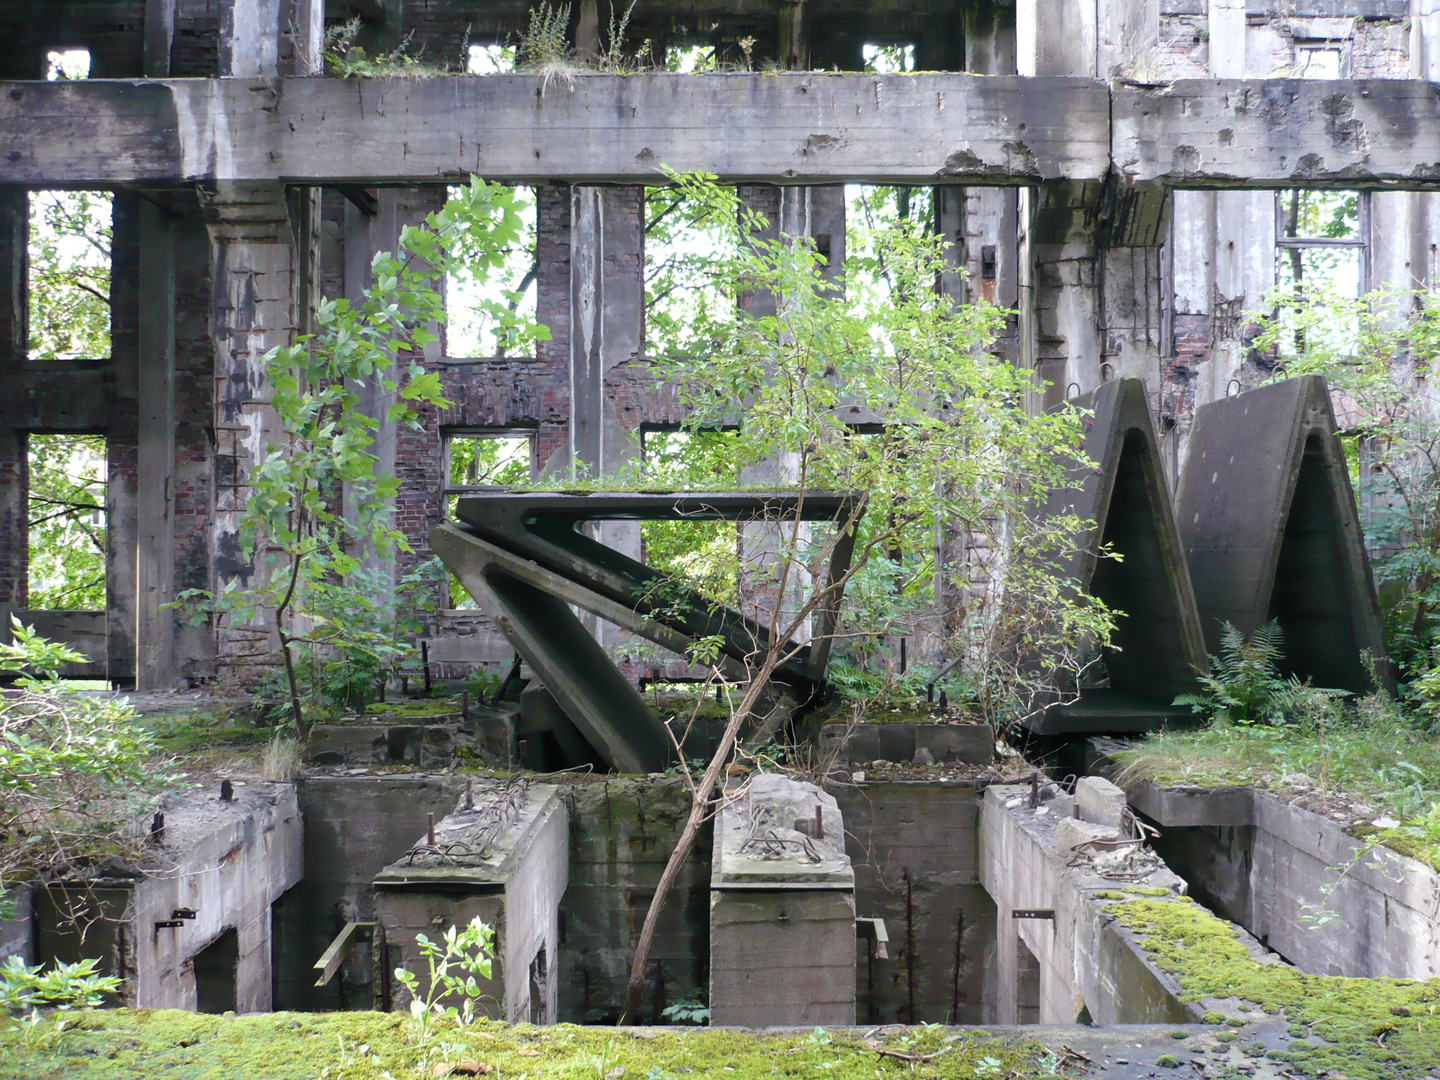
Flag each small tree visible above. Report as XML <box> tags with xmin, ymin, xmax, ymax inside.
<box><xmin>616</xmin><ymin>173</ymin><xmax>1110</xmax><ymax>1018</ymax></box>
<box><xmin>181</xmin><ymin>179</ymin><xmax>547</xmax><ymax>732</ymax></box>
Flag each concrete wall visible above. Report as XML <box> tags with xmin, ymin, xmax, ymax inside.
<box><xmin>272</xmin><ymin>774</ymin><xmax>465</xmax><ymax>1010</ymax></box>
<box><xmin>1131</xmin><ymin>780</ymin><xmax>1440</xmax><ymax>980</ymax></box>
<box><xmin>835</xmin><ymin>782</ymin><xmax>998</xmax><ymax>1025</ymax></box>
<box><xmin>36</xmin><ymin>782</ymin><xmax>302</xmax><ymax>1013</ymax></box>
<box><xmin>980</xmin><ymin>784</ymin><xmax>1196</xmax><ymax>1027</ymax></box>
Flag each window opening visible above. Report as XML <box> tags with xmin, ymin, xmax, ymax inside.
<box><xmin>862</xmin><ymin>44</ymin><xmax>914</xmax><ymax>73</ymax></box>
<box><xmin>639</xmin><ymin>428</ymin><xmax>741</xmax><ymax>606</ymax></box>
<box><xmin>445</xmin><ymin>185</ymin><xmax>537</xmax><ymax>358</ymax></box>
<box><xmin>844</xmin><ymin>185</ymin><xmax>936</xmax><ymax>301</ymax></box>
<box><xmin>45</xmin><ymin>48</ymin><xmax>91</xmax><ymax>81</ymax></box>
<box><xmin>27</xmin><ymin>190</ymin><xmax>113</xmax><ymax>361</ymax></box>
<box><xmin>443</xmin><ymin>431</ymin><xmax>535</xmax><ymax>608</ymax></box>
<box><xmin>26</xmin><ymin>434</ymin><xmax>107</xmax><ymax>610</ymax></box>
<box><xmin>467</xmin><ymin>43</ymin><xmax>517</xmax><ymax>74</ymax></box>
<box><xmin>643</xmin><ymin>185</ymin><xmax>740</xmax><ymax>359</ymax></box>
<box><xmin>1274</xmin><ymin>190</ymin><xmax>1366</xmax><ymax>356</ymax></box>
<box><xmin>665</xmin><ymin>43</ymin><xmax>718</xmax><ymax>72</ymax></box>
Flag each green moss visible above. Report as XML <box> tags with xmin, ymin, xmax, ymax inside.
<box><xmin>1093</xmin><ymin>890</ymin><xmax>1127</xmax><ymax>900</ymax></box>
<box><xmin>1120</xmin><ymin>886</ymin><xmax>1170</xmax><ymax>897</ymax></box>
<box><xmin>1214</xmin><ymin>1031</ymin><xmax>1237</xmax><ymax>1043</ymax></box>
<box><xmin>1155</xmin><ymin>1054</ymin><xmax>1181</xmax><ymax>1068</ymax></box>
<box><xmin>1110</xmin><ymin>897</ymin><xmax>1440</xmax><ymax>1079</ymax></box>
<box><xmin>0</xmin><ymin>1011</ymin><xmax>1054</xmax><ymax>1080</ymax></box>
<box><xmin>1201</xmin><ymin>1011</ymin><xmax>1227</xmax><ymax>1025</ymax></box>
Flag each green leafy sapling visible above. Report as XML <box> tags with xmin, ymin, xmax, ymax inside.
<box><xmin>0</xmin><ymin>955</ymin><xmax>120</xmax><ymax>1014</ymax></box>
<box><xmin>177</xmin><ymin>179</ymin><xmax>548</xmax><ymax>733</ymax></box>
<box><xmin>393</xmin><ymin>917</ymin><xmax>496</xmax><ymax>1037</ymax></box>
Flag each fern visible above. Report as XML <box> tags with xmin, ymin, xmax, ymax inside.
<box><xmin>1176</xmin><ymin>620</ymin><xmax>1348</xmax><ymax>726</ymax></box>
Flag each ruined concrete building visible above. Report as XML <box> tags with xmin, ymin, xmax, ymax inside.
<box><xmin>2</xmin><ymin>0</ymin><xmax>1435</xmax><ymax>687</ymax></box>
<box><xmin>2</xmin><ymin>0</ymin><xmax>1440</xmax><ymax>1057</ymax></box>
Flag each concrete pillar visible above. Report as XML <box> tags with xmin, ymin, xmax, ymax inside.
<box><xmin>135</xmin><ymin>201</ymin><xmax>177</xmax><ymax>689</ymax></box>
<box><xmin>375</xmin><ymin>783</ymin><xmax>568</xmax><ymax>1023</ymax></box>
<box><xmin>709</xmin><ymin>775</ymin><xmax>855</xmax><ymax>1027</ymax></box>
<box><xmin>0</xmin><ymin>190</ymin><xmax>25</xmax><ymax>628</ymax></box>
<box><xmin>144</xmin><ymin>0</ymin><xmax>177</xmax><ymax>77</ymax></box>
<box><xmin>199</xmin><ymin>181</ymin><xmax>298</xmax><ymax>667</ymax></box>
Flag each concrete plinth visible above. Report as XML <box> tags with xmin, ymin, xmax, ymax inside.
<box><xmin>34</xmin><ymin>782</ymin><xmax>302</xmax><ymax>1013</ymax></box>
<box><xmin>709</xmin><ymin>774</ymin><xmax>855</xmax><ymax>1027</ymax></box>
<box><xmin>374</xmin><ymin>781</ymin><xmax>567</xmax><ymax>1024</ymax></box>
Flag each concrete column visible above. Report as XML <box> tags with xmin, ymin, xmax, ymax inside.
<box><xmin>144</xmin><ymin>0</ymin><xmax>177</xmax><ymax>77</ymax></box>
<box><xmin>200</xmin><ymin>182</ymin><xmax>298</xmax><ymax>667</ymax></box>
<box><xmin>1018</xmin><ymin>1</ymin><xmax>1102</xmax><ymax>410</ymax></box>
<box><xmin>567</xmin><ymin>186</ymin><xmax>644</xmax><ymax>649</ymax></box>
<box><xmin>135</xmin><ymin>202</ymin><xmax>177</xmax><ymax>689</ymax></box>
<box><xmin>0</xmin><ymin>190</ymin><xmax>25</xmax><ymax>627</ymax></box>
<box><xmin>107</xmin><ymin>196</ymin><xmax>142</xmax><ymax>686</ymax></box>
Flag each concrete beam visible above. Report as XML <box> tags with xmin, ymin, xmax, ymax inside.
<box><xmin>1113</xmin><ymin>79</ymin><xmax>1440</xmax><ymax>189</ymax></box>
<box><xmin>5</xmin><ymin>75</ymin><xmax>1439</xmax><ymax>189</ymax></box>
<box><xmin>0</xmin><ymin>74</ymin><xmax>1109</xmax><ymax>186</ymax></box>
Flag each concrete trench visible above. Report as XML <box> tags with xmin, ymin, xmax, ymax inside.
<box><xmin>9</xmin><ymin>723</ymin><xmax>1435</xmax><ymax>1034</ymax></box>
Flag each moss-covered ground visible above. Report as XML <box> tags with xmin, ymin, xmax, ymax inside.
<box><xmin>1112</xmin><ymin>721</ymin><xmax>1440</xmax><ymax>870</ymax></box>
<box><xmin>0</xmin><ymin>1012</ymin><xmax>1060</xmax><ymax>1080</ymax></box>
<box><xmin>1103</xmin><ymin>895</ymin><xmax>1440</xmax><ymax>1079</ymax></box>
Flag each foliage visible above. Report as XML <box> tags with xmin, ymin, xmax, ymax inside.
<box><xmin>636</xmin><ymin>170</ymin><xmax>1111</xmax><ymax>729</ymax></box>
<box><xmin>0</xmin><ymin>620</ymin><xmax>172</xmax><ymax>917</ymax></box>
<box><xmin>27</xmin><ymin>190</ymin><xmax>111</xmax><ymax>362</ymax></box>
<box><xmin>25</xmin><ymin>434</ymin><xmax>107</xmax><ymax>610</ymax></box>
<box><xmin>659</xmin><ymin>994</ymin><xmax>710</xmax><ymax>1025</ymax></box>
<box><xmin>610</xmin><ymin>171</ymin><xmax>1109</xmax><ymax>1018</ymax></box>
<box><xmin>1248</xmin><ymin>285</ymin><xmax>1440</xmax><ymax>680</ymax></box>
<box><xmin>0</xmin><ymin>956</ymin><xmax>119</xmax><ymax>1014</ymax></box>
<box><xmin>519</xmin><ymin>3</ymin><xmax>572</xmax><ymax>71</ymax></box>
<box><xmin>393</xmin><ymin>917</ymin><xmax>495</xmax><ymax>1039</ymax></box>
<box><xmin>178</xmin><ymin>179</ymin><xmax>547</xmax><ymax>733</ymax></box>
<box><xmin>1114</xmin><ymin>703</ymin><xmax>1440</xmax><ymax>867</ymax></box>
<box><xmin>0</xmin><ymin>1008</ymin><xmax>1057</xmax><ymax>1080</ymax></box>
<box><xmin>1173</xmin><ymin>620</ymin><xmax>1350</xmax><ymax>726</ymax></box>
<box><xmin>445</xmin><ymin>186</ymin><xmax>538</xmax><ymax>358</ymax></box>
<box><xmin>323</xmin><ymin>17</ymin><xmax>457</xmax><ymax>77</ymax></box>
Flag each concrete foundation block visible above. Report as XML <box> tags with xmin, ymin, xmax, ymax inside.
<box><xmin>1076</xmin><ymin>776</ymin><xmax>1127</xmax><ymax>829</ymax></box>
<box><xmin>1054</xmin><ymin>817</ymin><xmax>1120</xmax><ymax>855</ymax></box>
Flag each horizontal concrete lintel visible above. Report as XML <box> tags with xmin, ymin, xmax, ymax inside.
<box><xmin>5</xmin><ymin>74</ymin><xmax>1438</xmax><ymax>190</ymax></box>
<box><xmin>1125</xmin><ymin>778</ymin><xmax>1257</xmax><ymax>828</ymax></box>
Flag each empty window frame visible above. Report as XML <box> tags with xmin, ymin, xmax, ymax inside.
<box><xmin>642</xmin><ymin>186</ymin><xmax>740</xmax><ymax>359</ymax></box>
<box><xmin>467</xmin><ymin>43</ymin><xmax>517</xmax><ymax>73</ymax></box>
<box><xmin>27</xmin><ymin>433</ymin><xmax>107</xmax><ymax>610</ymax></box>
<box><xmin>862</xmin><ymin>43</ymin><xmax>915</xmax><ymax>73</ymax></box>
<box><xmin>639</xmin><ymin>428</ymin><xmax>741</xmax><ymax>605</ymax></box>
<box><xmin>46</xmin><ymin>48</ymin><xmax>91</xmax><ymax>81</ymax></box>
<box><xmin>442</xmin><ymin>431</ymin><xmax>535</xmax><ymax>608</ymax></box>
<box><xmin>1273</xmin><ymin>190</ymin><xmax>1367</xmax><ymax>355</ymax></box>
<box><xmin>27</xmin><ymin>189</ymin><xmax>113</xmax><ymax>361</ymax></box>
<box><xmin>444</xmin><ymin>186</ymin><xmax>537</xmax><ymax>359</ymax></box>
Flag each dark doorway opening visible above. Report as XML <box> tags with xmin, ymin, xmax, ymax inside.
<box><xmin>194</xmin><ymin>927</ymin><xmax>239</xmax><ymax>1014</ymax></box>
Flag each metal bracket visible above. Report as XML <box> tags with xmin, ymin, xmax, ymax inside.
<box><xmin>855</xmin><ymin>916</ymin><xmax>889</xmax><ymax>959</ymax></box>
<box><xmin>1011</xmin><ymin>909</ymin><xmax>1055</xmax><ymax>920</ymax></box>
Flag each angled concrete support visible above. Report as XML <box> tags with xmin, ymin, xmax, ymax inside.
<box><xmin>1176</xmin><ymin>375</ymin><xmax>1389</xmax><ymax>693</ymax></box>
<box><xmin>1028</xmin><ymin>376</ymin><xmax>1207</xmax><ymax>734</ymax></box>
<box><xmin>431</xmin><ymin>492</ymin><xmax>861</xmax><ymax>772</ymax></box>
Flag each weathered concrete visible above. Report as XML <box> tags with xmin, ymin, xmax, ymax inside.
<box><xmin>710</xmin><ymin>774</ymin><xmax>856</xmax><ymax>1027</ymax></box>
<box><xmin>1176</xmin><ymin>375</ymin><xmax>1388</xmax><ymax>693</ymax></box>
<box><xmin>981</xmin><ymin>784</ymin><xmax>1196</xmax><ymax>1026</ymax></box>
<box><xmin>1030</xmin><ymin>376</ymin><xmax>1207</xmax><ymax>732</ymax></box>
<box><xmin>35</xmin><ymin>781</ymin><xmax>302</xmax><ymax>1013</ymax></box>
<box><xmin>1076</xmin><ymin>776</ymin><xmax>1127</xmax><ymax>829</ymax></box>
<box><xmin>272</xmin><ymin>774</ymin><xmax>466</xmax><ymax>1010</ymax></box>
<box><xmin>375</xmin><ymin>782</ymin><xmax>568</xmax><ymax>1023</ymax></box>
<box><xmin>0</xmin><ymin>74</ymin><xmax>1111</xmax><ymax>187</ymax></box>
<box><xmin>835</xmin><ymin>781</ymin><xmax>998</xmax><ymax>1024</ymax></box>
<box><xmin>819</xmin><ymin>720</ymin><xmax>995</xmax><ymax>767</ymax></box>
<box><xmin>1117</xmin><ymin>773</ymin><xmax>1440</xmax><ymax>980</ymax></box>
